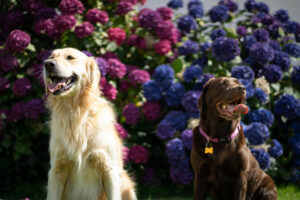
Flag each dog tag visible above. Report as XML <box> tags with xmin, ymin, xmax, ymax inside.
<box><xmin>204</xmin><ymin>142</ymin><xmax>213</xmax><ymax>154</ymax></box>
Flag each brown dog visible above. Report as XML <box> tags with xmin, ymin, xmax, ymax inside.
<box><xmin>191</xmin><ymin>77</ymin><xmax>277</xmax><ymax>200</ymax></box>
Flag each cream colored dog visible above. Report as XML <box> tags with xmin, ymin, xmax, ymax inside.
<box><xmin>44</xmin><ymin>48</ymin><xmax>136</xmax><ymax>200</ymax></box>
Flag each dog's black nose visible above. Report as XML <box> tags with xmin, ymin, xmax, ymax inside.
<box><xmin>238</xmin><ymin>85</ymin><xmax>246</xmax><ymax>92</ymax></box>
<box><xmin>45</xmin><ymin>60</ymin><xmax>57</xmax><ymax>73</ymax></box>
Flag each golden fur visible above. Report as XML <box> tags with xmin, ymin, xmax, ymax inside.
<box><xmin>44</xmin><ymin>48</ymin><xmax>136</xmax><ymax>200</ymax></box>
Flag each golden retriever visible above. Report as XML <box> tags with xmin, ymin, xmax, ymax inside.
<box><xmin>43</xmin><ymin>48</ymin><xmax>137</xmax><ymax>200</ymax></box>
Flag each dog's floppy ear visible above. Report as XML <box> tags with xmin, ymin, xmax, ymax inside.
<box><xmin>198</xmin><ymin>78</ymin><xmax>213</xmax><ymax>114</ymax></box>
<box><xmin>86</xmin><ymin>57</ymin><xmax>100</xmax><ymax>90</ymax></box>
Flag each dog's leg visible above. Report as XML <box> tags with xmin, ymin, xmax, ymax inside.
<box><xmin>234</xmin><ymin>173</ymin><xmax>247</xmax><ymax>200</ymax></box>
<box><xmin>194</xmin><ymin>172</ymin><xmax>210</xmax><ymax>200</ymax></box>
<box><xmin>88</xmin><ymin>150</ymin><xmax>122</xmax><ymax>200</ymax></box>
<box><xmin>121</xmin><ymin>172</ymin><xmax>137</xmax><ymax>200</ymax></box>
<box><xmin>47</xmin><ymin>152</ymin><xmax>73</xmax><ymax>200</ymax></box>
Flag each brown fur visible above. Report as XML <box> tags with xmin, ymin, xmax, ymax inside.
<box><xmin>191</xmin><ymin>77</ymin><xmax>277</xmax><ymax>200</ymax></box>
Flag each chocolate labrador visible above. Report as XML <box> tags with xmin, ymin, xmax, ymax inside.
<box><xmin>191</xmin><ymin>77</ymin><xmax>277</xmax><ymax>200</ymax></box>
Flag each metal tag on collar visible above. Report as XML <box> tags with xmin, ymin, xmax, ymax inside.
<box><xmin>204</xmin><ymin>140</ymin><xmax>213</xmax><ymax>154</ymax></box>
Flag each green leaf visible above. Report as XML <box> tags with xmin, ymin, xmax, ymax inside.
<box><xmin>283</xmin><ymin>86</ymin><xmax>293</xmax><ymax>95</ymax></box>
<box><xmin>106</xmin><ymin>42</ymin><xmax>117</xmax><ymax>52</ymax></box>
<box><xmin>278</xmin><ymin>27</ymin><xmax>285</xmax><ymax>37</ymax></box>
<box><xmin>25</xmin><ymin>43</ymin><xmax>36</xmax><ymax>52</ymax></box>
<box><xmin>270</xmin><ymin>83</ymin><xmax>280</xmax><ymax>91</ymax></box>
<box><xmin>14</xmin><ymin>141</ymin><xmax>32</xmax><ymax>155</ymax></box>
<box><xmin>171</xmin><ymin>58</ymin><xmax>183</xmax><ymax>73</ymax></box>
<box><xmin>2</xmin><ymin>137</ymin><xmax>12</xmax><ymax>148</ymax></box>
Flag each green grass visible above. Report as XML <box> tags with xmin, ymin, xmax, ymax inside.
<box><xmin>0</xmin><ymin>182</ymin><xmax>299</xmax><ymax>200</ymax></box>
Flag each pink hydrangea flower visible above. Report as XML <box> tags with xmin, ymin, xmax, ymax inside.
<box><xmin>142</xmin><ymin>102</ymin><xmax>161</xmax><ymax>121</ymax></box>
<box><xmin>107</xmin><ymin>59</ymin><xmax>127</xmax><ymax>79</ymax></box>
<box><xmin>59</xmin><ymin>0</ymin><xmax>85</xmax><ymax>15</ymax></box>
<box><xmin>122</xmin><ymin>146</ymin><xmax>130</xmax><ymax>164</ymax></box>
<box><xmin>128</xmin><ymin>69</ymin><xmax>150</xmax><ymax>86</ymax></box>
<box><xmin>154</xmin><ymin>40</ymin><xmax>172</xmax><ymax>56</ymax></box>
<box><xmin>156</xmin><ymin>7</ymin><xmax>173</xmax><ymax>21</ymax></box>
<box><xmin>127</xmin><ymin>34</ymin><xmax>146</xmax><ymax>49</ymax></box>
<box><xmin>108</xmin><ymin>27</ymin><xmax>126</xmax><ymax>46</ymax></box>
<box><xmin>115</xmin><ymin>123</ymin><xmax>129</xmax><ymax>139</ymax></box>
<box><xmin>74</xmin><ymin>21</ymin><xmax>95</xmax><ymax>38</ymax></box>
<box><xmin>129</xmin><ymin>145</ymin><xmax>149</xmax><ymax>164</ymax></box>
<box><xmin>53</xmin><ymin>15</ymin><xmax>76</xmax><ymax>33</ymax></box>
<box><xmin>86</xmin><ymin>9</ymin><xmax>109</xmax><ymax>25</ymax></box>
<box><xmin>6</xmin><ymin>30</ymin><xmax>31</xmax><ymax>52</ymax></box>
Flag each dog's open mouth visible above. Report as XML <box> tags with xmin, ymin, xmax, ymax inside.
<box><xmin>47</xmin><ymin>74</ymin><xmax>77</xmax><ymax>95</ymax></box>
<box><xmin>216</xmin><ymin>97</ymin><xmax>249</xmax><ymax>119</ymax></box>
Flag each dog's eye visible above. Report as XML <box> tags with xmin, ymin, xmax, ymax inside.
<box><xmin>67</xmin><ymin>55</ymin><xmax>74</xmax><ymax>60</ymax></box>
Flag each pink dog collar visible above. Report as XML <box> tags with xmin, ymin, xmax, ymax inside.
<box><xmin>199</xmin><ymin>124</ymin><xmax>240</xmax><ymax>143</ymax></box>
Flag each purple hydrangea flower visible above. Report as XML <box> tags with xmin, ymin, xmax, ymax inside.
<box><xmin>219</xmin><ymin>0</ymin><xmax>238</xmax><ymax>12</ymax></box>
<box><xmin>181</xmin><ymin>129</ymin><xmax>193</xmax><ymax>150</ymax></box>
<box><xmin>12</xmin><ymin>78</ymin><xmax>32</xmax><ymax>96</ymax></box>
<box><xmin>86</xmin><ymin>9</ymin><xmax>109</xmax><ymax>25</ymax></box>
<box><xmin>170</xmin><ymin>166</ymin><xmax>193</xmax><ymax>185</ymax></box>
<box><xmin>142</xmin><ymin>102</ymin><xmax>161</xmax><ymax>121</ymax></box>
<box><xmin>0</xmin><ymin>77</ymin><xmax>10</xmax><ymax>91</ymax></box>
<box><xmin>143</xmin><ymin>80</ymin><xmax>163</xmax><ymax>102</ymax></box>
<box><xmin>156</xmin><ymin>7</ymin><xmax>173</xmax><ymax>21</ymax></box>
<box><xmin>244</xmin><ymin>122</ymin><xmax>270</xmax><ymax>145</ymax></box>
<box><xmin>34</xmin><ymin>7</ymin><xmax>57</xmax><ymax>21</ymax></box>
<box><xmin>141</xmin><ymin>168</ymin><xmax>160</xmax><ymax>186</ymax></box>
<box><xmin>164</xmin><ymin>83</ymin><xmax>185</xmax><ymax>107</ymax></box>
<box><xmin>181</xmin><ymin>91</ymin><xmax>201</xmax><ymax>114</ymax></box>
<box><xmin>258</xmin><ymin>64</ymin><xmax>282</xmax><ymax>83</ymax></box>
<box><xmin>10</xmin><ymin>101</ymin><xmax>26</xmax><ymax>122</ymax></box>
<box><xmin>255</xmin><ymin>2</ymin><xmax>269</xmax><ymax>13</ymax></box>
<box><xmin>37</xmin><ymin>50</ymin><xmax>52</xmax><ymax>63</ymax></box>
<box><xmin>5</xmin><ymin>11</ymin><xmax>25</xmax><ymax>30</ymax></box>
<box><xmin>156</xmin><ymin>119</ymin><xmax>177</xmax><ymax>140</ymax></box>
<box><xmin>269</xmin><ymin>40</ymin><xmax>281</xmax><ymax>51</ymax></box>
<box><xmin>284</xmin><ymin>43</ymin><xmax>300</xmax><ymax>58</ymax></box>
<box><xmin>116</xmin><ymin>1</ymin><xmax>133</xmax><ymax>15</ymax></box>
<box><xmin>26</xmin><ymin>63</ymin><xmax>43</xmax><ymax>84</ymax></box>
<box><xmin>177</xmin><ymin>15</ymin><xmax>197</xmax><ymax>34</ymax></box>
<box><xmin>82</xmin><ymin>51</ymin><xmax>93</xmax><ymax>57</ymax></box>
<box><xmin>231</xmin><ymin>65</ymin><xmax>255</xmax><ymax>81</ymax></box>
<box><xmin>212</xmin><ymin>37</ymin><xmax>240</xmax><ymax>62</ymax></box>
<box><xmin>274</xmin><ymin>9</ymin><xmax>289</xmax><ymax>22</ymax></box>
<box><xmin>236</xmin><ymin>26</ymin><xmax>247</xmax><ymax>36</ymax></box>
<box><xmin>74</xmin><ymin>21</ymin><xmax>95</xmax><ymax>38</ymax></box>
<box><xmin>183</xmin><ymin>65</ymin><xmax>203</xmax><ymax>82</ymax></box>
<box><xmin>210</xmin><ymin>28</ymin><xmax>226</xmax><ymax>40</ymax></box>
<box><xmin>189</xmin><ymin>3</ymin><xmax>204</xmax><ymax>18</ymax></box>
<box><xmin>248</xmin><ymin>108</ymin><xmax>274</xmax><ymax>127</ymax></box>
<box><xmin>285</xmin><ymin>21</ymin><xmax>300</xmax><ymax>34</ymax></box>
<box><xmin>253</xmin><ymin>28</ymin><xmax>269</xmax><ymax>42</ymax></box>
<box><xmin>23</xmin><ymin>0</ymin><xmax>46</xmax><ymax>12</ymax></box>
<box><xmin>129</xmin><ymin>145</ymin><xmax>149</xmax><ymax>164</ymax></box>
<box><xmin>179</xmin><ymin>40</ymin><xmax>199</xmax><ymax>55</ymax></box>
<box><xmin>155</xmin><ymin>21</ymin><xmax>175</xmax><ymax>40</ymax></box>
<box><xmin>123</xmin><ymin>103</ymin><xmax>140</xmax><ymax>125</ymax></box>
<box><xmin>251</xmin><ymin>148</ymin><xmax>271</xmax><ymax>170</ymax></box>
<box><xmin>128</xmin><ymin>69</ymin><xmax>150</xmax><ymax>86</ymax></box>
<box><xmin>268</xmin><ymin>139</ymin><xmax>283</xmax><ymax>158</ymax></box>
<box><xmin>107</xmin><ymin>59</ymin><xmax>126</xmax><ymax>79</ymax></box>
<box><xmin>254</xmin><ymin>88</ymin><xmax>268</xmax><ymax>104</ymax></box>
<box><xmin>250</xmin><ymin>42</ymin><xmax>274</xmax><ymax>65</ymax></box>
<box><xmin>0</xmin><ymin>54</ymin><xmax>19</xmax><ymax>72</ymax></box>
<box><xmin>274</xmin><ymin>94</ymin><xmax>300</xmax><ymax>120</ymax></box>
<box><xmin>261</xmin><ymin>14</ymin><xmax>276</xmax><ymax>26</ymax></box>
<box><xmin>59</xmin><ymin>0</ymin><xmax>85</xmax><ymax>15</ymax></box>
<box><xmin>115</xmin><ymin>123</ymin><xmax>128</xmax><ymax>139</ymax></box>
<box><xmin>53</xmin><ymin>15</ymin><xmax>76</xmax><ymax>33</ymax></box>
<box><xmin>6</xmin><ymin>30</ymin><xmax>31</xmax><ymax>52</ymax></box>
<box><xmin>138</xmin><ymin>8</ymin><xmax>161</xmax><ymax>30</ymax></box>
<box><xmin>167</xmin><ymin>0</ymin><xmax>183</xmax><ymax>9</ymax></box>
<box><xmin>292</xmin><ymin>66</ymin><xmax>300</xmax><ymax>86</ymax></box>
<box><xmin>268</xmin><ymin>22</ymin><xmax>282</xmax><ymax>38</ymax></box>
<box><xmin>209</xmin><ymin>5</ymin><xmax>229</xmax><ymax>22</ymax></box>
<box><xmin>152</xmin><ymin>64</ymin><xmax>174</xmax><ymax>90</ymax></box>
<box><xmin>24</xmin><ymin>98</ymin><xmax>46</xmax><ymax>120</ymax></box>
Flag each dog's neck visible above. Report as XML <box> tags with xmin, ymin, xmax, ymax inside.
<box><xmin>200</xmin><ymin>116</ymin><xmax>240</xmax><ymax>139</ymax></box>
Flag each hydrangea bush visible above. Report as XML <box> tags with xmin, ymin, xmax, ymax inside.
<box><xmin>0</xmin><ymin>0</ymin><xmax>300</xmax><ymax>194</ymax></box>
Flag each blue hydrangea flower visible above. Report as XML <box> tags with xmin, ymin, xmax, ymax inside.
<box><xmin>239</xmin><ymin>79</ymin><xmax>254</xmax><ymax>99</ymax></box>
<box><xmin>209</xmin><ymin>5</ymin><xmax>229</xmax><ymax>22</ymax></box>
<box><xmin>248</xmin><ymin>108</ymin><xmax>274</xmax><ymax>127</ymax></box>
<box><xmin>242</xmin><ymin>35</ymin><xmax>257</xmax><ymax>50</ymax></box>
<box><xmin>258</xmin><ymin>64</ymin><xmax>282</xmax><ymax>83</ymax></box>
<box><xmin>274</xmin><ymin>94</ymin><xmax>300</xmax><ymax>120</ymax></box>
<box><xmin>268</xmin><ymin>139</ymin><xmax>283</xmax><ymax>158</ymax></box>
<box><xmin>179</xmin><ymin>40</ymin><xmax>200</xmax><ymax>55</ymax></box>
<box><xmin>143</xmin><ymin>80</ymin><xmax>163</xmax><ymax>102</ymax></box>
<box><xmin>289</xmin><ymin>133</ymin><xmax>300</xmax><ymax>156</ymax></box>
<box><xmin>167</xmin><ymin>0</ymin><xmax>183</xmax><ymax>9</ymax></box>
<box><xmin>231</xmin><ymin>65</ymin><xmax>255</xmax><ymax>81</ymax></box>
<box><xmin>212</xmin><ymin>37</ymin><xmax>240</xmax><ymax>62</ymax></box>
<box><xmin>200</xmin><ymin>42</ymin><xmax>212</xmax><ymax>52</ymax></box>
<box><xmin>210</xmin><ymin>28</ymin><xmax>226</xmax><ymax>40</ymax></box>
<box><xmin>284</xmin><ymin>43</ymin><xmax>300</xmax><ymax>58</ymax></box>
<box><xmin>170</xmin><ymin>165</ymin><xmax>193</xmax><ymax>185</ymax></box>
<box><xmin>253</xmin><ymin>28</ymin><xmax>269</xmax><ymax>42</ymax></box>
<box><xmin>254</xmin><ymin>88</ymin><xmax>268</xmax><ymax>104</ymax></box>
<box><xmin>181</xmin><ymin>129</ymin><xmax>193</xmax><ymax>150</ymax></box>
<box><xmin>244</xmin><ymin>122</ymin><xmax>270</xmax><ymax>145</ymax></box>
<box><xmin>255</xmin><ymin>2</ymin><xmax>269</xmax><ymax>13</ymax></box>
<box><xmin>269</xmin><ymin>40</ymin><xmax>282</xmax><ymax>51</ymax></box>
<box><xmin>219</xmin><ymin>0</ymin><xmax>238</xmax><ymax>12</ymax></box>
<box><xmin>192</xmin><ymin>57</ymin><xmax>208</xmax><ymax>67</ymax></box>
<box><xmin>156</xmin><ymin>120</ymin><xmax>177</xmax><ymax>140</ymax></box>
<box><xmin>251</xmin><ymin>148</ymin><xmax>271</xmax><ymax>170</ymax></box>
<box><xmin>164</xmin><ymin>111</ymin><xmax>187</xmax><ymax>131</ymax></box>
<box><xmin>166</xmin><ymin>138</ymin><xmax>185</xmax><ymax>160</ymax></box>
<box><xmin>164</xmin><ymin>83</ymin><xmax>186</xmax><ymax>107</ymax></box>
<box><xmin>272</xmin><ymin>51</ymin><xmax>291</xmax><ymax>71</ymax></box>
<box><xmin>188</xmin><ymin>0</ymin><xmax>202</xmax><ymax>9</ymax></box>
<box><xmin>292</xmin><ymin>66</ymin><xmax>300</xmax><ymax>86</ymax></box>
<box><xmin>290</xmin><ymin>168</ymin><xmax>300</xmax><ymax>183</ymax></box>
<box><xmin>290</xmin><ymin>119</ymin><xmax>300</xmax><ymax>133</ymax></box>
<box><xmin>274</xmin><ymin>9</ymin><xmax>289</xmax><ymax>22</ymax></box>
<box><xmin>181</xmin><ymin>91</ymin><xmax>201</xmax><ymax>114</ymax></box>
<box><xmin>177</xmin><ymin>15</ymin><xmax>197</xmax><ymax>34</ymax></box>
<box><xmin>183</xmin><ymin>65</ymin><xmax>203</xmax><ymax>82</ymax></box>
<box><xmin>189</xmin><ymin>3</ymin><xmax>204</xmax><ymax>18</ymax></box>
<box><xmin>245</xmin><ymin>0</ymin><xmax>256</xmax><ymax>12</ymax></box>
<box><xmin>285</xmin><ymin>21</ymin><xmax>299</xmax><ymax>34</ymax></box>
<box><xmin>250</xmin><ymin>42</ymin><xmax>274</xmax><ymax>65</ymax></box>
<box><xmin>152</xmin><ymin>64</ymin><xmax>174</xmax><ymax>90</ymax></box>
<box><xmin>193</xmin><ymin>73</ymin><xmax>215</xmax><ymax>90</ymax></box>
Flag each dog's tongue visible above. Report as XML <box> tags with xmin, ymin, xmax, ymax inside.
<box><xmin>228</xmin><ymin>104</ymin><xmax>249</xmax><ymax>115</ymax></box>
<box><xmin>48</xmin><ymin>78</ymin><xmax>67</xmax><ymax>93</ymax></box>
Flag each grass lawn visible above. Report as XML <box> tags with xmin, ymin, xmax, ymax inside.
<box><xmin>0</xmin><ymin>182</ymin><xmax>299</xmax><ymax>200</ymax></box>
